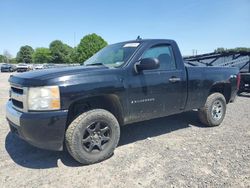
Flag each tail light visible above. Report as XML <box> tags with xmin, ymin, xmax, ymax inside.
<box><xmin>237</xmin><ymin>73</ymin><xmax>241</xmax><ymax>90</ymax></box>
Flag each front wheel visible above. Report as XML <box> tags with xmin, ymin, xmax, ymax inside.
<box><xmin>65</xmin><ymin>109</ymin><xmax>120</xmax><ymax>164</ymax></box>
<box><xmin>198</xmin><ymin>93</ymin><xmax>227</xmax><ymax>127</ymax></box>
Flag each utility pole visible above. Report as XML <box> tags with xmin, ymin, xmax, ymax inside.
<box><xmin>74</xmin><ymin>32</ymin><xmax>76</xmax><ymax>48</ymax></box>
<box><xmin>192</xmin><ymin>49</ymin><xmax>198</xmax><ymax>56</ymax></box>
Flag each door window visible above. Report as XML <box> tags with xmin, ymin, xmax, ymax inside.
<box><xmin>142</xmin><ymin>45</ymin><xmax>176</xmax><ymax>70</ymax></box>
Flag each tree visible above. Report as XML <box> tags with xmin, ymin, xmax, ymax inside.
<box><xmin>16</xmin><ymin>45</ymin><xmax>34</xmax><ymax>64</ymax></box>
<box><xmin>10</xmin><ymin>58</ymin><xmax>17</xmax><ymax>64</ymax></box>
<box><xmin>49</xmin><ymin>40</ymin><xmax>73</xmax><ymax>64</ymax></box>
<box><xmin>214</xmin><ymin>48</ymin><xmax>226</xmax><ymax>53</ymax></box>
<box><xmin>3</xmin><ymin>50</ymin><xmax>12</xmax><ymax>63</ymax></box>
<box><xmin>0</xmin><ymin>55</ymin><xmax>4</xmax><ymax>63</ymax></box>
<box><xmin>69</xmin><ymin>47</ymin><xmax>79</xmax><ymax>64</ymax></box>
<box><xmin>32</xmin><ymin>48</ymin><xmax>52</xmax><ymax>64</ymax></box>
<box><xmin>215</xmin><ymin>47</ymin><xmax>250</xmax><ymax>53</ymax></box>
<box><xmin>76</xmin><ymin>33</ymin><xmax>107</xmax><ymax>63</ymax></box>
<box><xmin>233</xmin><ymin>47</ymin><xmax>250</xmax><ymax>53</ymax></box>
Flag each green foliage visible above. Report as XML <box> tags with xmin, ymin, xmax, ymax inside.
<box><xmin>3</xmin><ymin>50</ymin><xmax>12</xmax><ymax>63</ymax></box>
<box><xmin>32</xmin><ymin>48</ymin><xmax>52</xmax><ymax>64</ymax></box>
<box><xmin>214</xmin><ymin>48</ymin><xmax>226</xmax><ymax>53</ymax></box>
<box><xmin>16</xmin><ymin>45</ymin><xmax>34</xmax><ymax>64</ymax></box>
<box><xmin>231</xmin><ymin>47</ymin><xmax>250</xmax><ymax>53</ymax></box>
<box><xmin>49</xmin><ymin>40</ymin><xmax>73</xmax><ymax>64</ymax></box>
<box><xmin>0</xmin><ymin>54</ymin><xmax>16</xmax><ymax>64</ymax></box>
<box><xmin>215</xmin><ymin>47</ymin><xmax>250</xmax><ymax>53</ymax></box>
<box><xmin>9</xmin><ymin>58</ymin><xmax>17</xmax><ymax>64</ymax></box>
<box><xmin>8</xmin><ymin>33</ymin><xmax>108</xmax><ymax>64</ymax></box>
<box><xmin>0</xmin><ymin>55</ymin><xmax>4</xmax><ymax>62</ymax></box>
<box><xmin>69</xmin><ymin>48</ymin><xmax>79</xmax><ymax>63</ymax></box>
<box><xmin>76</xmin><ymin>33</ymin><xmax>107</xmax><ymax>64</ymax></box>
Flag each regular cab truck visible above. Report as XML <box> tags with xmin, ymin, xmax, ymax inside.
<box><xmin>6</xmin><ymin>39</ymin><xmax>240</xmax><ymax>164</ymax></box>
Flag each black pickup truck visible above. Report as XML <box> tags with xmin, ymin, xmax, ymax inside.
<box><xmin>6</xmin><ymin>39</ymin><xmax>240</xmax><ymax>164</ymax></box>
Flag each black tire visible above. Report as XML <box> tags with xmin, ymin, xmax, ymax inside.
<box><xmin>65</xmin><ymin>109</ymin><xmax>120</xmax><ymax>164</ymax></box>
<box><xmin>198</xmin><ymin>92</ymin><xmax>226</xmax><ymax>127</ymax></box>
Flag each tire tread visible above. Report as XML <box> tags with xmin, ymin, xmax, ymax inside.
<box><xmin>198</xmin><ymin>92</ymin><xmax>226</xmax><ymax>127</ymax></box>
<box><xmin>65</xmin><ymin>109</ymin><xmax>120</xmax><ymax>164</ymax></box>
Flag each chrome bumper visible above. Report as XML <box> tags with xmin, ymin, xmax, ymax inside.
<box><xmin>6</xmin><ymin>101</ymin><xmax>21</xmax><ymax>126</ymax></box>
<box><xmin>5</xmin><ymin>100</ymin><xmax>68</xmax><ymax>151</ymax></box>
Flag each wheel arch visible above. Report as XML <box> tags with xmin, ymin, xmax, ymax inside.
<box><xmin>66</xmin><ymin>94</ymin><xmax>124</xmax><ymax>128</ymax></box>
<box><xmin>209</xmin><ymin>82</ymin><xmax>231</xmax><ymax>103</ymax></box>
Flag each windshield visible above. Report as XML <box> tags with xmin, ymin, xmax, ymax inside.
<box><xmin>84</xmin><ymin>42</ymin><xmax>140</xmax><ymax>68</ymax></box>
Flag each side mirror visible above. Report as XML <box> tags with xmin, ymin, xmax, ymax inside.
<box><xmin>135</xmin><ymin>58</ymin><xmax>160</xmax><ymax>73</ymax></box>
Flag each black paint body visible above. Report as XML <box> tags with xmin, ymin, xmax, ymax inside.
<box><xmin>7</xmin><ymin>39</ymin><xmax>239</xmax><ymax>151</ymax></box>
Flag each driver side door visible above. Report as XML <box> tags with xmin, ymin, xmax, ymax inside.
<box><xmin>127</xmin><ymin>44</ymin><xmax>183</xmax><ymax>123</ymax></box>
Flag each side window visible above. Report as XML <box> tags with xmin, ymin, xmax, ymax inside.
<box><xmin>142</xmin><ymin>45</ymin><xmax>176</xmax><ymax>70</ymax></box>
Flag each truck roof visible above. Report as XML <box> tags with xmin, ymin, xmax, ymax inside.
<box><xmin>119</xmin><ymin>39</ymin><xmax>176</xmax><ymax>44</ymax></box>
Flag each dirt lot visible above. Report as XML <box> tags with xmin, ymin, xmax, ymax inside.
<box><xmin>0</xmin><ymin>72</ymin><xmax>249</xmax><ymax>188</ymax></box>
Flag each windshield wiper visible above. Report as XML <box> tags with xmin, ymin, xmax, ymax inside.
<box><xmin>85</xmin><ymin>62</ymin><xmax>105</xmax><ymax>66</ymax></box>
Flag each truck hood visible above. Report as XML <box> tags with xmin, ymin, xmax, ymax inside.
<box><xmin>9</xmin><ymin>65</ymin><xmax>109</xmax><ymax>86</ymax></box>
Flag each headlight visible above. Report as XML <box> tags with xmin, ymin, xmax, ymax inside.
<box><xmin>28</xmin><ymin>86</ymin><xmax>60</xmax><ymax>111</ymax></box>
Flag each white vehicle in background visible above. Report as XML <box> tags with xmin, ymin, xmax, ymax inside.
<box><xmin>16</xmin><ymin>63</ymin><xmax>30</xmax><ymax>72</ymax></box>
<box><xmin>34</xmin><ymin>64</ymin><xmax>44</xmax><ymax>70</ymax></box>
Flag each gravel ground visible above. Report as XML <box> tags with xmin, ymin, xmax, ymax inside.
<box><xmin>0</xmin><ymin>72</ymin><xmax>249</xmax><ymax>188</ymax></box>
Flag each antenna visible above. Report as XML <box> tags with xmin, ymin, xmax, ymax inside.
<box><xmin>136</xmin><ymin>36</ymin><xmax>142</xmax><ymax>40</ymax></box>
<box><xmin>74</xmin><ymin>32</ymin><xmax>76</xmax><ymax>48</ymax></box>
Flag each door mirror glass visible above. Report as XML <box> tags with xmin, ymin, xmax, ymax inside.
<box><xmin>135</xmin><ymin>58</ymin><xmax>160</xmax><ymax>72</ymax></box>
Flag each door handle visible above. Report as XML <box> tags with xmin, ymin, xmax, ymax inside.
<box><xmin>169</xmin><ymin>77</ymin><xmax>181</xmax><ymax>83</ymax></box>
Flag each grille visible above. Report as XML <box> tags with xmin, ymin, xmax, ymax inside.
<box><xmin>11</xmin><ymin>86</ymin><xmax>23</xmax><ymax>94</ymax></box>
<box><xmin>10</xmin><ymin>85</ymin><xmax>27</xmax><ymax>112</ymax></box>
<box><xmin>12</xmin><ymin>99</ymin><xmax>23</xmax><ymax>109</ymax></box>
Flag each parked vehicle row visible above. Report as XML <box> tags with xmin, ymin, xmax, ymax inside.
<box><xmin>1</xmin><ymin>63</ymin><xmax>77</xmax><ymax>73</ymax></box>
<box><xmin>1</xmin><ymin>63</ymin><xmax>30</xmax><ymax>72</ymax></box>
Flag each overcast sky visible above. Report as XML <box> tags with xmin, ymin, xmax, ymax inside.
<box><xmin>0</xmin><ymin>0</ymin><xmax>249</xmax><ymax>57</ymax></box>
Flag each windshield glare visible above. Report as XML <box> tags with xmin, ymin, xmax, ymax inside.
<box><xmin>84</xmin><ymin>42</ymin><xmax>140</xmax><ymax>68</ymax></box>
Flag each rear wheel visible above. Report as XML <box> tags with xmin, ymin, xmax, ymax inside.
<box><xmin>65</xmin><ymin>109</ymin><xmax>120</xmax><ymax>164</ymax></box>
<box><xmin>198</xmin><ymin>93</ymin><xmax>226</xmax><ymax>127</ymax></box>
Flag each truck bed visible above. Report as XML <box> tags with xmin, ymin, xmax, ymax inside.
<box><xmin>184</xmin><ymin>66</ymin><xmax>239</xmax><ymax>111</ymax></box>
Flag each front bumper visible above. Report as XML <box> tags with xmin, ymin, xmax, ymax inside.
<box><xmin>1</xmin><ymin>68</ymin><xmax>11</xmax><ymax>72</ymax></box>
<box><xmin>6</xmin><ymin>100</ymin><xmax>68</xmax><ymax>151</ymax></box>
<box><xmin>17</xmin><ymin>68</ymin><xmax>28</xmax><ymax>72</ymax></box>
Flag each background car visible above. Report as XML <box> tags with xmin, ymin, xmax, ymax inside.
<box><xmin>33</xmin><ymin>64</ymin><xmax>45</xmax><ymax>70</ymax></box>
<box><xmin>16</xmin><ymin>63</ymin><xmax>29</xmax><ymax>72</ymax></box>
<box><xmin>1</xmin><ymin>64</ymin><xmax>16</xmax><ymax>72</ymax></box>
<box><xmin>43</xmin><ymin>63</ymin><xmax>56</xmax><ymax>69</ymax></box>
